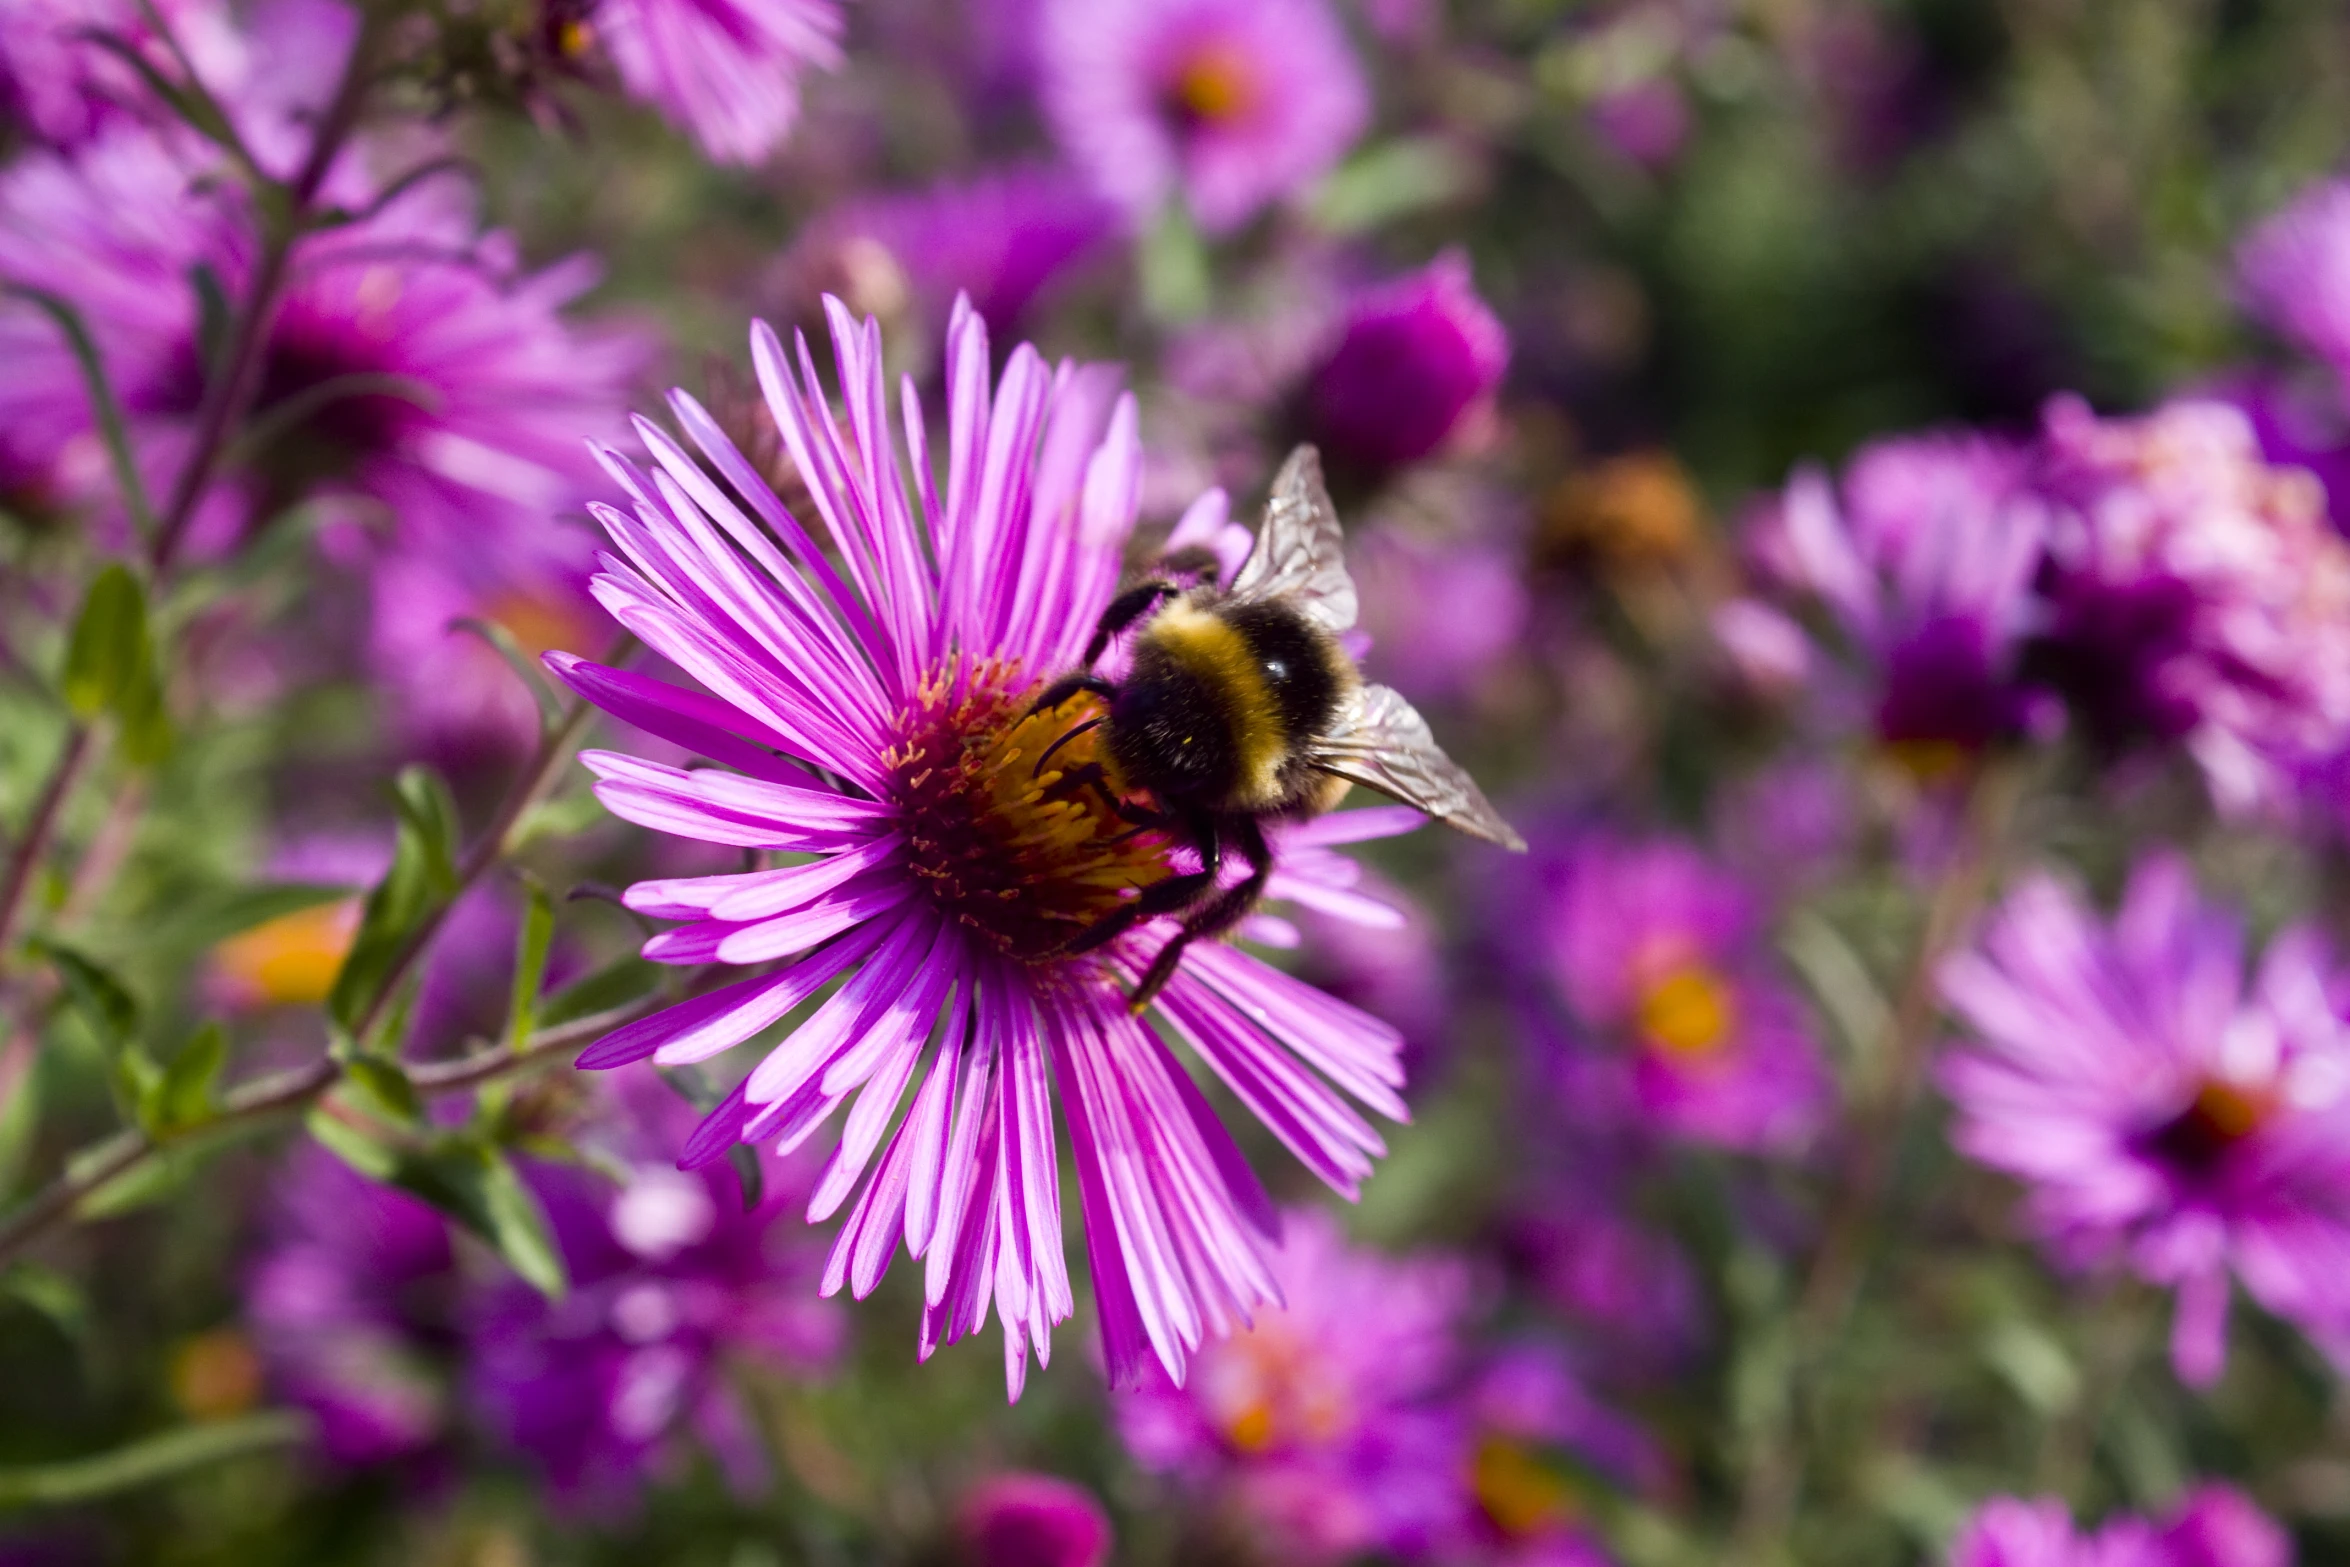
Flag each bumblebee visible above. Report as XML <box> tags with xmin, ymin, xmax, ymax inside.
<box><xmin>1028</xmin><ymin>445</ymin><xmax>1527</xmax><ymax>1010</ymax></box>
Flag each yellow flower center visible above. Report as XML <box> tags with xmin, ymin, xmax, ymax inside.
<box><xmin>1473</xmin><ymin>1437</ymin><xmax>1578</xmax><ymax>1539</ymax></box>
<box><xmin>1881</xmin><ymin>737</ymin><xmax>1974</xmax><ymax>785</ymax></box>
<box><xmin>1199</xmin><ymin>1318</ymin><xmax>1353</xmax><ymax>1454</ymax></box>
<box><xmin>1636</xmin><ymin>964</ymin><xmax>1734</xmax><ymax>1061</ymax></box>
<box><xmin>1168</xmin><ymin>42</ymin><xmax>1258</xmax><ymax>127</ymax></box>
<box><xmin>212</xmin><ymin>901</ymin><xmax>362</xmax><ymax>1007</ymax></box>
<box><xmin>170</xmin><ymin>1329</ymin><xmax>263</xmax><ymax>1421</ymax></box>
<box><xmin>887</xmin><ymin>660</ymin><xmax>1172</xmax><ymax>965</ymax></box>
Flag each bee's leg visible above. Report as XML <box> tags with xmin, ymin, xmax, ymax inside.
<box><xmin>1082</xmin><ymin>581</ymin><xmax>1182</xmax><ymax>669</ymax></box>
<box><xmin>1128</xmin><ymin>816</ymin><xmax>1269</xmax><ymax>1013</ymax></box>
<box><xmin>1024</xmin><ymin>672</ymin><xmax>1118</xmax><ymax>721</ymax></box>
<box><xmin>1043</xmin><ymin>760</ymin><xmax>1169</xmax><ymax>836</ymax></box>
<box><xmin>1062</xmin><ymin>812</ymin><xmax>1219</xmax><ymax>957</ymax></box>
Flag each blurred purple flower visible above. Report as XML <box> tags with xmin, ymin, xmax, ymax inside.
<box><xmin>1037</xmin><ymin>0</ymin><xmax>1368</xmax><ymax>234</ymax></box>
<box><xmin>2238</xmin><ymin>176</ymin><xmax>2350</xmax><ymax>382</ymax></box>
<box><xmin>470</xmin><ymin>1080</ymin><xmax>844</xmax><ymax>1512</ymax></box>
<box><xmin>785</xmin><ymin>162</ymin><xmax>1118</xmax><ymax>334</ymax></box>
<box><xmin>555</xmin><ymin>298</ymin><xmax>1432</xmax><ymax>1399</ymax></box>
<box><xmin>1948</xmin><ymin>1486</ymin><xmax>2290</xmax><ymax>1567</ymax></box>
<box><xmin>1523</xmin><ymin>831</ymin><xmax>1831</xmax><ymax>1153</ymax></box>
<box><xmin>1940</xmin><ymin>854</ymin><xmax>2350</xmax><ymax>1386</ymax></box>
<box><xmin>366</xmin><ymin>532</ymin><xmax>607</xmax><ymax>753</ymax></box>
<box><xmin>589</xmin><ymin>0</ymin><xmax>841</xmax><ymax>165</ymax></box>
<box><xmin>247</xmin><ymin>1145</ymin><xmax>456</xmax><ymax>1466</ymax></box>
<box><xmin>957</xmin><ymin>1473</ymin><xmax>1113</xmax><ymax>1567</ymax></box>
<box><xmin>1303</xmin><ymin>252</ymin><xmax>1510</xmax><ymax>475</ymax></box>
<box><xmin>1588</xmin><ymin>80</ymin><xmax>1689</xmax><ymax>169</ymax></box>
<box><xmin>1112</xmin><ymin>1207</ymin><xmax>1474</xmax><ymax>1565</ymax></box>
<box><xmin>2028</xmin><ymin>396</ymin><xmax>2350</xmax><ymax>815</ymax></box>
<box><xmin>0</xmin><ymin>122</ymin><xmax>651</xmax><ymax>558</ymax></box>
<box><xmin>1350</xmin><ymin>524</ymin><xmax>1529</xmax><ymax>704</ymax></box>
<box><xmin>0</xmin><ymin>0</ymin><xmax>243</xmax><ymax>146</ymax></box>
<box><xmin>1508</xmin><ymin>1175</ymin><xmax>1703</xmax><ymax>1370</ymax></box>
<box><xmin>1760</xmin><ymin>431</ymin><xmax>2049</xmax><ymax>773</ymax></box>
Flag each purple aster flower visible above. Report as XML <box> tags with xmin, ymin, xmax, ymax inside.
<box><xmin>0</xmin><ymin>0</ymin><xmax>243</xmax><ymax>146</ymax></box>
<box><xmin>1302</xmin><ymin>252</ymin><xmax>1511</xmax><ymax>476</ymax></box>
<box><xmin>1506</xmin><ymin>1171</ymin><xmax>1703</xmax><ymax>1371</ymax></box>
<box><xmin>1940</xmin><ymin>853</ymin><xmax>2350</xmax><ymax>1386</ymax></box>
<box><xmin>1037</xmin><ymin>0</ymin><xmax>1369</xmax><ymax>235</ymax></box>
<box><xmin>1947</xmin><ymin>1487</ymin><xmax>2290</xmax><ymax>1567</ymax></box>
<box><xmin>246</xmin><ymin>1144</ymin><xmax>457</xmax><ymax>1466</ymax></box>
<box><xmin>1520</xmin><ymin>829</ymin><xmax>1831</xmax><ymax>1153</ymax></box>
<box><xmin>957</xmin><ymin>1473</ymin><xmax>1114</xmax><ymax>1567</ymax></box>
<box><xmin>2026</xmin><ymin>396</ymin><xmax>2350</xmax><ymax>815</ymax></box>
<box><xmin>0</xmin><ymin>122</ymin><xmax>651</xmax><ymax>557</ymax></box>
<box><xmin>1111</xmin><ymin>1206</ymin><xmax>1474</xmax><ymax>1565</ymax></box>
<box><xmin>781</xmin><ymin>163</ymin><xmax>1119</xmax><ymax>339</ymax></box>
<box><xmin>469</xmin><ymin>1077</ymin><xmax>844</xmax><ymax>1512</ymax></box>
<box><xmin>1760</xmin><ymin>430</ymin><xmax>2050</xmax><ymax>774</ymax></box>
<box><xmin>554</xmin><ymin>297</ymin><xmax>1439</xmax><ymax>1399</ymax></box>
<box><xmin>586</xmin><ymin>0</ymin><xmax>841</xmax><ymax>165</ymax></box>
<box><xmin>2238</xmin><ymin>176</ymin><xmax>2350</xmax><ymax>382</ymax></box>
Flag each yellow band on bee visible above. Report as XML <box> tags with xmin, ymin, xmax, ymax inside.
<box><xmin>1147</xmin><ymin>602</ymin><xmax>1286</xmax><ymax>801</ymax></box>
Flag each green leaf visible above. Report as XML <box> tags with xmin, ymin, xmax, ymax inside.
<box><xmin>188</xmin><ymin>262</ymin><xmax>233</xmax><ymax>385</ymax></box>
<box><xmin>1139</xmin><ymin>200</ymin><xmax>1211</xmax><ymax>324</ymax></box>
<box><xmin>1309</xmin><ymin>137</ymin><xmax>1478</xmax><ymax>234</ymax></box>
<box><xmin>61</xmin><ymin>566</ymin><xmax>150</xmax><ymax>722</ymax></box>
<box><xmin>539</xmin><ymin>954</ymin><xmax>663</xmax><ymax>1029</ymax></box>
<box><xmin>2</xmin><ymin>1263</ymin><xmax>88</xmax><ymax>1344</ymax></box>
<box><xmin>58</xmin><ymin>565</ymin><xmax>171</xmax><ymax>763</ymax></box>
<box><xmin>340</xmin><ymin>1056</ymin><xmax>421</xmax><ymax>1126</ymax></box>
<box><xmin>504</xmin><ymin>876</ymin><xmax>556</xmax><ymax>1052</ymax></box>
<box><xmin>2</xmin><ymin>288</ymin><xmax>158</xmax><ymax>542</ymax></box>
<box><xmin>507</xmin><ymin>790</ymin><xmax>610</xmax><ymax>853</ymax></box>
<box><xmin>36</xmin><ymin>941</ymin><xmax>140</xmax><ymax>1049</ymax></box>
<box><xmin>303</xmin><ymin>1104</ymin><xmax>401</xmax><ymax>1183</ymax></box>
<box><xmin>151</xmin><ymin>1024</ymin><xmax>227</xmax><ymax>1132</ymax></box>
<box><xmin>400</xmin><ymin>1137</ymin><xmax>567</xmax><ymax>1300</ymax></box>
<box><xmin>326</xmin><ymin>766</ymin><xmax>462</xmax><ymax>1035</ymax></box>
<box><xmin>726</xmin><ymin>1143</ymin><xmax>764</xmax><ymax>1213</ymax></box>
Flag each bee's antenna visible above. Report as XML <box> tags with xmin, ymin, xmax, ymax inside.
<box><xmin>1032</xmin><ymin>717</ymin><xmax>1103</xmax><ymax>779</ymax></box>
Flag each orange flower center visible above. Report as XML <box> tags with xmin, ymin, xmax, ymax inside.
<box><xmin>1198</xmin><ymin>1319</ymin><xmax>1353</xmax><ymax>1454</ymax></box>
<box><xmin>887</xmin><ymin>660</ymin><xmax>1172</xmax><ymax>965</ymax></box>
<box><xmin>212</xmin><ymin>901</ymin><xmax>362</xmax><ymax>1007</ymax></box>
<box><xmin>483</xmin><ymin>591</ymin><xmax>595</xmax><ymax>661</ymax></box>
<box><xmin>1473</xmin><ymin>1437</ymin><xmax>1578</xmax><ymax>1539</ymax></box>
<box><xmin>1168</xmin><ymin>42</ymin><xmax>1259</xmax><ymax>128</ymax></box>
<box><xmin>1636</xmin><ymin>963</ymin><xmax>1735</xmax><ymax>1061</ymax></box>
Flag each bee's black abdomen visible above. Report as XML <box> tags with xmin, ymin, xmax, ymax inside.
<box><xmin>1221</xmin><ymin>599</ymin><xmax>1345</xmax><ymax>741</ymax></box>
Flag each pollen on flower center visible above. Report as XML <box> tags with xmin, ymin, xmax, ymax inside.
<box><xmin>2144</xmin><ymin>1077</ymin><xmax>2273</xmax><ymax>1176</ymax></box>
<box><xmin>886</xmin><ymin>659</ymin><xmax>1173</xmax><ymax>965</ymax></box>
<box><xmin>1637</xmin><ymin>965</ymin><xmax>1736</xmax><ymax>1062</ymax></box>
<box><xmin>1473</xmin><ymin>1437</ymin><xmax>1578</xmax><ymax>1539</ymax></box>
<box><xmin>1201</xmin><ymin>1322</ymin><xmax>1351</xmax><ymax>1453</ymax></box>
<box><xmin>1166</xmin><ymin>41</ymin><xmax>1259</xmax><ymax>128</ymax></box>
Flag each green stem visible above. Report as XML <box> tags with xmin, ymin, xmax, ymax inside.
<box><xmin>0</xmin><ymin>1410</ymin><xmax>311</xmax><ymax>1509</ymax></box>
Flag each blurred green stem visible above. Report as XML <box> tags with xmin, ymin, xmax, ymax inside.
<box><xmin>0</xmin><ymin>1409</ymin><xmax>311</xmax><ymax>1509</ymax></box>
<box><xmin>1730</xmin><ymin>760</ymin><xmax>2028</xmax><ymax>1562</ymax></box>
<box><xmin>0</xmin><ymin>728</ymin><xmax>93</xmax><ymax>965</ymax></box>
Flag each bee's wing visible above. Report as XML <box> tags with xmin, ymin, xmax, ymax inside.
<box><xmin>1309</xmin><ymin>683</ymin><xmax>1526</xmax><ymax>850</ymax></box>
<box><xmin>1228</xmin><ymin>445</ymin><xmax>1357</xmax><ymax>634</ymax></box>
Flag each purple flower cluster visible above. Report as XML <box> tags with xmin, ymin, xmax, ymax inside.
<box><xmin>1114</xmin><ymin>1208</ymin><xmax>1634</xmax><ymax>1565</ymax></box>
<box><xmin>249</xmin><ymin>1078</ymin><xmax>843</xmax><ymax>1505</ymax></box>
<box><xmin>1949</xmin><ymin>1487</ymin><xmax>2290</xmax><ymax>1567</ymax></box>
<box><xmin>1742</xmin><ymin>394</ymin><xmax>2350</xmax><ymax>817</ymax></box>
